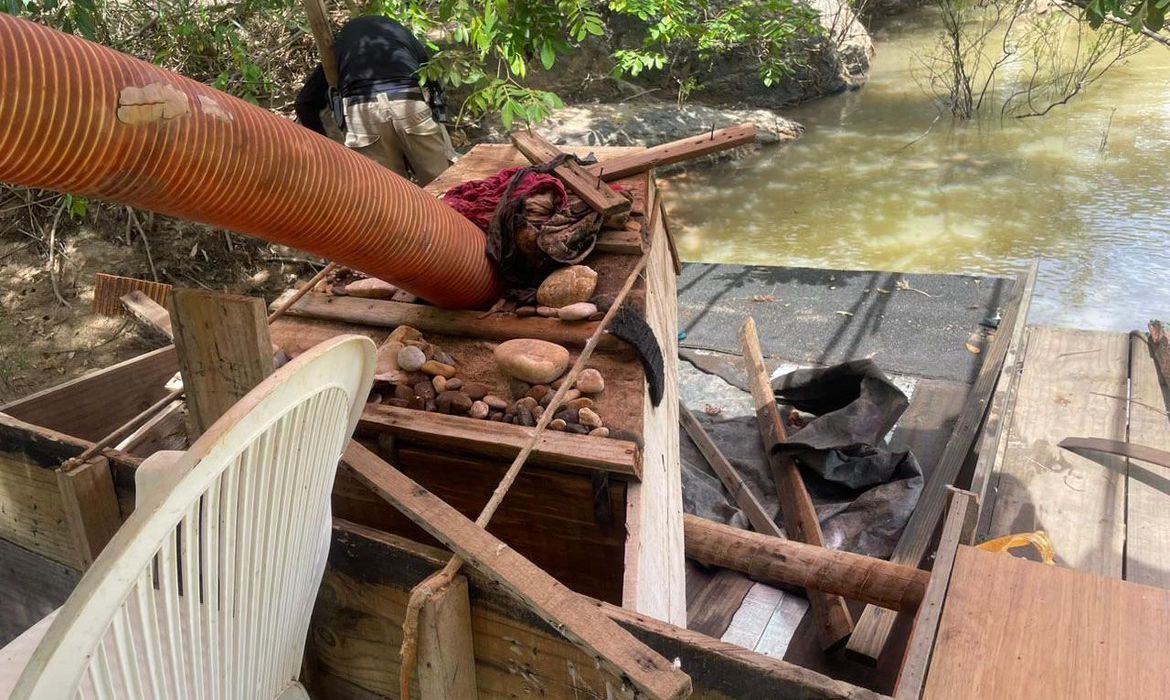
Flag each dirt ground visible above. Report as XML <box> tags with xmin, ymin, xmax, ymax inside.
<box><xmin>0</xmin><ymin>192</ymin><xmax>320</xmax><ymax>404</ymax></box>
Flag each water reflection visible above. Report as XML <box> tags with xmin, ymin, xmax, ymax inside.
<box><xmin>663</xmin><ymin>8</ymin><xmax>1170</xmax><ymax>331</ymax></box>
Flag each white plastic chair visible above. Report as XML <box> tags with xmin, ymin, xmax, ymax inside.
<box><xmin>0</xmin><ymin>334</ymin><xmax>375</xmax><ymax>699</ymax></box>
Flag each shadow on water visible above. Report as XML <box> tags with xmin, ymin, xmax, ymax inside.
<box><xmin>663</xmin><ymin>7</ymin><xmax>1170</xmax><ymax>332</ymax></box>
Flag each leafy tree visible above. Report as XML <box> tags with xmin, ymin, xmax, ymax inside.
<box><xmin>1083</xmin><ymin>0</ymin><xmax>1168</xmax><ymax>31</ymax></box>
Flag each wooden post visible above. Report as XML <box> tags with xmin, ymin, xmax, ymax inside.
<box><xmin>684</xmin><ymin>514</ymin><xmax>930</xmax><ymax>613</ymax></box>
<box><xmin>302</xmin><ymin>0</ymin><xmax>340</xmax><ymax>88</ymax></box>
<box><xmin>739</xmin><ymin>317</ymin><xmax>855</xmax><ymax>652</ymax></box>
<box><xmin>417</xmin><ymin>574</ymin><xmax>479</xmax><ymax>699</ymax></box>
<box><xmin>169</xmin><ymin>289</ymin><xmax>275</xmax><ymax>437</ymax></box>
<box><xmin>56</xmin><ymin>457</ymin><xmax>122</xmax><ymax>568</ymax></box>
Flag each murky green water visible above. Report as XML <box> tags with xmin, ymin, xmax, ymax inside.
<box><xmin>664</xmin><ymin>9</ymin><xmax>1170</xmax><ymax>331</ymax></box>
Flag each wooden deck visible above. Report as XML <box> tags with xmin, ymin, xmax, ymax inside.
<box><xmin>980</xmin><ymin>326</ymin><xmax>1170</xmax><ymax>584</ymax></box>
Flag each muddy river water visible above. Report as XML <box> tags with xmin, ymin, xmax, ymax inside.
<box><xmin>663</xmin><ymin>8</ymin><xmax>1170</xmax><ymax>331</ymax></box>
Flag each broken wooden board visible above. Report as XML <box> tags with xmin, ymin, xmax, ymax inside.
<box><xmin>91</xmin><ymin>273</ymin><xmax>171</xmax><ymax>317</ymax></box>
<box><xmin>923</xmin><ymin>546</ymin><xmax>1170</xmax><ymax>699</ymax></box>
<box><xmin>340</xmin><ymin>442</ymin><xmax>693</xmax><ymax>700</ymax></box>
<box><xmin>121</xmin><ymin>290</ymin><xmax>173</xmax><ymax>339</ymax></box>
<box><xmin>586</xmin><ymin>124</ymin><xmax>758</xmax><ymax>181</ymax></box>
<box><xmin>510</xmin><ymin>131</ymin><xmax>632</xmax><ymax>218</ymax></box>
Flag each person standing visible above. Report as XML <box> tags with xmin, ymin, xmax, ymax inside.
<box><xmin>295</xmin><ymin>15</ymin><xmax>456</xmax><ymax>185</ymax></box>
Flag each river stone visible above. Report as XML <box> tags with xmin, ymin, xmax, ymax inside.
<box><xmin>558</xmin><ymin>302</ymin><xmax>598</xmax><ymax>322</ymax></box>
<box><xmin>494</xmin><ymin>339</ymin><xmax>570</xmax><ymax>384</ymax></box>
<box><xmin>414</xmin><ymin>382</ymin><xmax>436</xmax><ymax>402</ymax></box>
<box><xmin>517</xmin><ymin>404</ymin><xmax>535</xmax><ymax>427</ymax></box>
<box><xmin>565</xmin><ymin>423</ymin><xmax>590</xmax><ymax>435</ymax></box>
<box><xmin>527</xmin><ymin>385</ymin><xmax>551</xmax><ymax>403</ymax></box>
<box><xmin>483</xmin><ymin>395</ymin><xmax>508</xmax><ymax>411</ymax></box>
<box><xmin>578</xmin><ymin>407</ymin><xmax>603</xmax><ymax>429</ymax></box>
<box><xmin>469</xmin><ymin>400</ymin><xmax>490</xmax><ymax>419</ymax></box>
<box><xmin>509</xmin><ymin>379</ymin><xmax>531</xmax><ymax>399</ymax></box>
<box><xmin>437</xmin><ymin>390</ymin><xmax>472</xmax><ymax>414</ymax></box>
<box><xmin>421</xmin><ymin>360</ymin><xmax>456</xmax><ymax>378</ymax></box>
<box><xmin>445</xmin><ymin>378</ymin><xmax>463</xmax><ymax>391</ymax></box>
<box><xmin>393</xmin><ymin>384</ymin><xmax>414</xmax><ymax>402</ymax></box>
<box><xmin>537</xmin><ymin>265</ymin><xmax>597</xmax><ymax>308</ymax></box>
<box><xmin>549</xmin><ymin>418</ymin><xmax>567</xmax><ymax>431</ymax></box>
<box><xmin>576</xmin><ymin>368</ymin><xmax>605</xmax><ymax>394</ymax></box>
<box><xmin>589</xmin><ymin>427</ymin><xmax>610</xmax><ymax>438</ymax></box>
<box><xmin>376</xmin><ymin>341</ymin><xmax>404</xmax><ymax>375</ymax></box>
<box><xmin>463</xmin><ymin>382</ymin><xmax>491</xmax><ymax>400</ymax></box>
<box><xmin>386</xmin><ymin>398</ymin><xmax>409</xmax><ymax>408</ymax></box>
<box><xmin>516</xmin><ymin>306</ymin><xmax>538</xmax><ymax>317</ymax></box>
<box><xmin>563</xmin><ymin>388</ymin><xmax>581</xmax><ymax>402</ymax></box>
<box><xmin>397</xmin><ymin>345</ymin><xmax>426</xmax><ymax>372</ymax></box>
<box><xmin>388</xmin><ymin>325</ymin><xmax>423</xmax><ymax>345</ymax></box>
<box><xmin>554</xmin><ymin>408</ymin><xmax>579</xmax><ymax>424</ymax></box>
<box><xmin>489</xmin><ymin>411</ymin><xmax>504</xmax><ymax>421</ymax></box>
<box><xmin>536</xmin><ymin>306</ymin><xmax>559</xmax><ymax>318</ymax></box>
<box><xmin>564</xmin><ymin>397</ymin><xmax>594</xmax><ymax>411</ymax></box>
<box><xmin>344</xmin><ymin>277</ymin><xmax>398</xmax><ymax>299</ymax></box>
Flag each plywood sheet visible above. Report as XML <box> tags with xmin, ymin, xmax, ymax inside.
<box><xmin>986</xmin><ymin>327</ymin><xmax>1129</xmax><ymax>576</ymax></box>
<box><xmin>1125</xmin><ymin>333</ymin><xmax>1170</xmax><ymax>588</ymax></box>
<box><xmin>0</xmin><ymin>452</ymin><xmax>79</xmax><ymax>568</ymax></box>
<box><xmin>924</xmin><ymin>546</ymin><xmax>1170</xmax><ymax>699</ymax></box>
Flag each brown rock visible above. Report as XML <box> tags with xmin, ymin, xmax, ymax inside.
<box><xmin>588</xmin><ymin>312</ymin><xmax>605</xmax><ymax>321</ymax></box>
<box><xmin>388</xmin><ymin>325</ymin><xmax>423</xmax><ymax>345</ymax></box>
<box><xmin>433</xmin><ymin>349</ymin><xmax>457</xmax><ymax>366</ymax></box>
<box><xmin>509</xmin><ymin>379</ymin><xmax>531</xmax><ymax>399</ymax></box>
<box><xmin>469</xmin><ymin>400</ymin><xmax>490</xmax><ymax>419</ymax></box>
<box><xmin>564</xmin><ymin>397</ymin><xmax>595</xmax><ymax>411</ymax></box>
<box><xmin>393</xmin><ymin>384</ymin><xmax>415</xmax><ymax>402</ymax></box>
<box><xmin>537</xmin><ymin>265</ymin><xmax>597</xmax><ymax>308</ymax></box>
<box><xmin>549</xmin><ymin>418</ymin><xmax>567</xmax><ymax>431</ymax></box>
<box><xmin>516</xmin><ymin>306</ymin><xmax>538</xmax><ymax>317</ymax></box>
<box><xmin>432</xmin><ymin>375</ymin><xmax>447</xmax><ymax>393</ymax></box>
<box><xmin>413</xmin><ymin>382</ymin><xmax>436</xmax><ymax>402</ymax></box>
<box><xmin>425</xmin><ymin>399</ymin><xmax>437</xmax><ymax>412</ymax></box>
<box><xmin>527</xmin><ymin>385</ymin><xmax>551</xmax><ymax>403</ymax></box>
<box><xmin>437</xmin><ymin>390</ymin><xmax>472</xmax><ymax>414</ymax></box>
<box><xmin>366</xmin><ymin>392</ymin><xmax>382</xmax><ymax>405</ymax></box>
<box><xmin>589</xmin><ymin>427</ymin><xmax>610</xmax><ymax>438</ymax></box>
<box><xmin>565</xmin><ymin>423</ymin><xmax>590</xmax><ymax>434</ymax></box>
<box><xmin>483</xmin><ymin>395</ymin><xmax>508</xmax><ymax>411</ymax></box>
<box><xmin>445</xmin><ymin>378</ymin><xmax>463</xmax><ymax>391</ymax></box>
<box><xmin>397</xmin><ymin>345</ymin><xmax>426</xmax><ymax>372</ymax></box>
<box><xmin>421</xmin><ymin>360</ymin><xmax>456</xmax><ymax>378</ymax></box>
<box><xmin>344</xmin><ymin>277</ymin><xmax>398</xmax><ymax>299</ymax></box>
<box><xmin>554</xmin><ymin>408</ymin><xmax>579</xmax><ymax>424</ymax></box>
<box><xmin>557</xmin><ymin>302</ymin><xmax>598</xmax><ymax>322</ymax></box>
<box><xmin>463</xmin><ymin>382</ymin><xmax>490</xmax><ymax>400</ymax></box>
<box><xmin>489</xmin><ymin>411</ymin><xmax>505</xmax><ymax>422</ymax></box>
<box><xmin>578</xmin><ymin>407</ymin><xmax>603</xmax><ymax>429</ymax></box>
<box><xmin>505</xmin><ymin>401</ymin><xmax>520</xmax><ymax>417</ymax></box>
<box><xmin>517</xmin><ymin>405</ymin><xmax>535</xmax><ymax>427</ymax></box>
<box><xmin>375</xmin><ymin>341</ymin><xmax>404</xmax><ymax>375</ymax></box>
<box><xmin>494</xmin><ymin>339</ymin><xmax>570</xmax><ymax>384</ymax></box>
<box><xmin>576</xmin><ymin>368</ymin><xmax>605</xmax><ymax>394</ymax></box>
<box><xmin>386</xmin><ymin>398</ymin><xmax>410</xmax><ymax>408</ymax></box>
<box><xmin>563</xmin><ymin>388</ymin><xmax>581</xmax><ymax>402</ymax></box>
<box><xmin>532</xmin><ymin>405</ymin><xmax>544</xmax><ymax>419</ymax></box>
<box><xmin>550</xmin><ymin>377</ymin><xmax>565</xmax><ymax>389</ymax></box>
<box><xmin>536</xmin><ymin>306</ymin><xmax>559</xmax><ymax>318</ymax></box>
<box><xmin>516</xmin><ymin>397</ymin><xmax>539</xmax><ymax>412</ymax></box>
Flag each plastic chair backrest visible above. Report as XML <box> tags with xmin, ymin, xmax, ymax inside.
<box><xmin>11</xmin><ymin>335</ymin><xmax>376</xmax><ymax>699</ymax></box>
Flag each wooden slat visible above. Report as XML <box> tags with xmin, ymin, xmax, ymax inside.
<box><xmin>339</xmin><ymin>442</ymin><xmax>693</xmax><ymax>700</ymax></box>
<box><xmin>1125</xmin><ymin>332</ymin><xmax>1170</xmax><ymax>588</ymax></box>
<box><xmin>685</xmin><ymin>568</ymin><xmax>756</xmax><ymax>639</ymax></box>
<box><xmin>314</xmin><ymin>519</ymin><xmax>886</xmax><ymax>700</ymax></box>
<box><xmin>359</xmin><ymin>404</ymin><xmax>640</xmax><ymax>479</ymax></box>
<box><xmin>586</xmin><ymin>125</ymin><xmax>758</xmax><ymax>181</ymax></box>
<box><xmin>595</xmin><ymin>228</ymin><xmax>644</xmax><ymax>255</ymax></box>
<box><xmin>268</xmin><ymin>291</ymin><xmax>630</xmax><ymax>352</ymax></box>
<box><xmin>416</xmin><ymin>574</ymin><xmax>479</xmax><ymax>700</ymax></box>
<box><xmin>680</xmin><ymin>403</ymin><xmax>781</xmax><ymax>537</ymax></box>
<box><xmin>685</xmin><ymin>515</ymin><xmax>930</xmax><ymax>613</ymax></box>
<box><xmin>894</xmin><ymin>489</ymin><xmax>978</xmax><ymax>700</ymax></box>
<box><xmin>121</xmin><ymin>290</ymin><xmax>174</xmax><ymax>339</ymax></box>
<box><xmin>847</xmin><ymin>275</ymin><xmax>1031</xmax><ymax>664</ymax></box>
<box><xmin>0</xmin><ymin>346</ymin><xmax>179</xmax><ymax>442</ymax></box>
<box><xmin>56</xmin><ymin>456</ymin><xmax>122</xmax><ymax>568</ymax></box>
<box><xmin>510</xmin><ymin>131</ymin><xmax>632</xmax><ymax>218</ymax></box>
<box><xmin>169</xmin><ymin>289</ymin><xmax>275</xmax><ymax>436</ymax></box>
<box><xmin>92</xmin><ymin>273</ymin><xmax>171</xmax><ymax>317</ymax></box>
<box><xmin>0</xmin><ymin>538</ymin><xmax>80</xmax><ymax>646</ymax></box>
<box><xmin>0</xmin><ymin>450</ymin><xmax>79</xmax><ymax>568</ymax></box>
<box><xmin>922</xmin><ymin>546</ymin><xmax>1170</xmax><ymax>699</ymax></box>
<box><xmin>739</xmin><ymin>317</ymin><xmax>854</xmax><ymax>652</ymax></box>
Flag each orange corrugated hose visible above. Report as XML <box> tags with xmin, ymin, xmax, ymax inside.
<box><xmin>0</xmin><ymin>15</ymin><xmax>501</xmax><ymax>309</ymax></box>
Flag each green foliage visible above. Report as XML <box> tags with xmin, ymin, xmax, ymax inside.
<box><xmin>4</xmin><ymin>0</ymin><xmax>98</xmax><ymax>39</ymax></box>
<box><xmin>61</xmin><ymin>194</ymin><xmax>88</xmax><ymax>220</ymax></box>
<box><xmin>1084</xmin><ymin>0</ymin><xmax>1169</xmax><ymax>31</ymax></box>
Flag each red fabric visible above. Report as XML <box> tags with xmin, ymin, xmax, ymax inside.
<box><xmin>442</xmin><ymin>166</ymin><xmax>568</xmax><ymax>231</ymax></box>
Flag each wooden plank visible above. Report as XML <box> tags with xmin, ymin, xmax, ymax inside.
<box><xmin>339</xmin><ymin>442</ymin><xmax>693</xmax><ymax>700</ymax></box>
<box><xmin>169</xmin><ymin>289</ymin><xmax>275</xmax><ymax>436</ymax></box>
<box><xmin>314</xmin><ymin>519</ymin><xmax>886</xmax><ymax>700</ymax></box>
<box><xmin>0</xmin><ymin>450</ymin><xmax>79</xmax><ymax>568</ymax></box>
<box><xmin>510</xmin><ymin>131</ymin><xmax>631</xmax><ymax>218</ymax></box>
<box><xmin>595</xmin><ymin>228</ymin><xmax>645</xmax><ymax>255</ymax></box>
<box><xmin>1125</xmin><ymin>332</ymin><xmax>1170</xmax><ymax>588</ymax></box>
<box><xmin>984</xmin><ymin>328</ymin><xmax>1128</xmax><ymax>576</ymax></box>
<box><xmin>416</xmin><ymin>574</ymin><xmax>479</xmax><ymax>700</ymax></box>
<box><xmin>754</xmin><ymin>593</ymin><xmax>808</xmax><ymax>660</ymax></box>
<box><xmin>847</xmin><ymin>275</ymin><xmax>1031</xmax><ymax>664</ymax></box>
<box><xmin>121</xmin><ymin>289</ymin><xmax>173</xmax><ymax>339</ymax></box>
<box><xmin>586</xmin><ymin>125</ymin><xmax>758</xmax><ymax>181</ymax></box>
<box><xmin>686</xmin><ymin>568</ymin><xmax>756</xmax><ymax>639</ymax></box>
<box><xmin>720</xmin><ymin>583</ymin><xmax>785</xmax><ymax>651</ymax></box>
<box><xmin>359</xmin><ymin>404</ymin><xmax>640</xmax><ymax>479</ymax></box>
<box><xmin>0</xmin><ymin>538</ymin><xmax>80</xmax><ymax>646</ymax></box>
<box><xmin>623</xmin><ymin>204</ymin><xmax>686</xmax><ymax>624</ymax></box>
<box><xmin>0</xmin><ymin>345</ymin><xmax>179</xmax><ymax>442</ymax></box>
<box><xmin>55</xmin><ymin>457</ymin><xmax>122</xmax><ymax>568</ymax></box>
<box><xmin>739</xmin><ymin>317</ymin><xmax>854</xmax><ymax>652</ymax></box>
<box><xmin>685</xmin><ymin>515</ymin><xmax>930</xmax><ymax>612</ymax></box>
<box><xmin>680</xmin><ymin>403</ymin><xmax>782</xmax><ymax>538</ymax></box>
<box><xmin>922</xmin><ymin>546</ymin><xmax>1170</xmax><ymax>699</ymax></box>
<box><xmin>92</xmin><ymin>272</ymin><xmax>171</xmax><ymax>317</ymax></box>
<box><xmin>894</xmin><ymin>489</ymin><xmax>978</xmax><ymax>700</ymax></box>
<box><xmin>268</xmin><ymin>291</ymin><xmax>630</xmax><ymax>352</ymax></box>
<box><xmin>969</xmin><ymin>265</ymin><xmax>1036</xmax><ymax>530</ymax></box>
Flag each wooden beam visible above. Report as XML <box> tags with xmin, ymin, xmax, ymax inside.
<box><xmin>301</xmin><ymin>0</ymin><xmax>340</xmax><ymax>87</ymax></box>
<box><xmin>56</xmin><ymin>456</ymin><xmax>122</xmax><ymax>568</ymax></box>
<box><xmin>267</xmin><ymin>291</ymin><xmax>631</xmax><ymax>352</ymax></box>
<box><xmin>893</xmin><ymin>489</ymin><xmax>978</xmax><ymax>700</ymax></box>
<box><xmin>680</xmin><ymin>403</ymin><xmax>781</xmax><ymax>538</ymax></box>
<box><xmin>847</xmin><ymin>270</ymin><xmax>1031</xmax><ymax>664</ymax></box>
<box><xmin>340</xmin><ymin>441</ymin><xmax>693</xmax><ymax>700</ymax></box>
<box><xmin>121</xmin><ymin>290</ymin><xmax>173</xmax><ymax>339</ymax></box>
<box><xmin>416</xmin><ymin>574</ymin><xmax>479</xmax><ymax>700</ymax></box>
<box><xmin>586</xmin><ymin>125</ymin><xmax>758</xmax><ymax>181</ymax></box>
<box><xmin>739</xmin><ymin>317</ymin><xmax>854</xmax><ymax>652</ymax></box>
<box><xmin>360</xmin><ymin>404</ymin><xmax>640</xmax><ymax>479</ymax></box>
<box><xmin>684</xmin><ymin>515</ymin><xmax>929</xmax><ymax>613</ymax></box>
<box><xmin>314</xmin><ymin>518</ymin><xmax>887</xmax><ymax>700</ymax></box>
<box><xmin>169</xmin><ymin>289</ymin><xmax>275</xmax><ymax>437</ymax></box>
<box><xmin>510</xmin><ymin>131</ymin><xmax>632</xmax><ymax>218</ymax></box>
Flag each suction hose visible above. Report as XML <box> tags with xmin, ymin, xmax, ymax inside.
<box><xmin>0</xmin><ymin>15</ymin><xmax>502</xmax><ymax>309</ymax></box>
